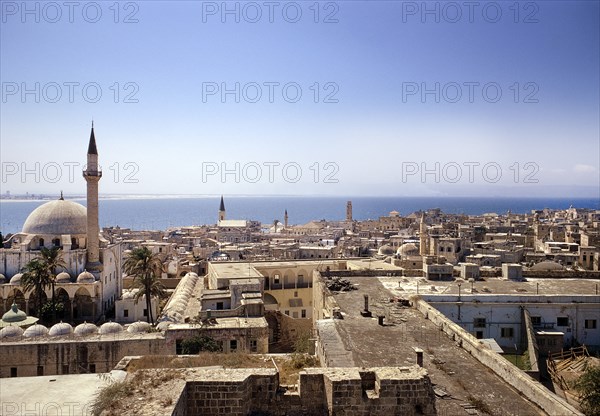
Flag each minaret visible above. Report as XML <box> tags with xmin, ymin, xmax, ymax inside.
<box><xmin>218</xmin><ymin>195</ymin><xmax>226</xmax><ymax>222</ymax></box>
<box><xmin>346</xmin><ymin>201</ymin><xmax>352</xmax><ymax>222</ymax></box>
<box><xmin>284</xmin><ymin>209</ymin><xmax>288</xmax><ymax>228</ymax></box>
<box><xmin>83</xmin><ymin>122</ymin><xmax>103</xmax><ymax>273</ymax></box>
<box><xmin>419</xmin><ymin>212</ymin><xmax>427</xmax><ymax>256</ymax></box>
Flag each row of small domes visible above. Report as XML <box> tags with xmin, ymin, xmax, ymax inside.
<box><xmin>0</xmin><ymin>320</ymin><xmax>151</xmax><ymax>339</ymax></box>
<box><xmin>0</xmin><ymin>270</ymin><xmax>96</xmax><ymax>285</ymax></box>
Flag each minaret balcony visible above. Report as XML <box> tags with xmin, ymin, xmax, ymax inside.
<box><xmin>83</xmin><ymin>169</ymin><xmax>103</xmax><ymax>178</ymax></box>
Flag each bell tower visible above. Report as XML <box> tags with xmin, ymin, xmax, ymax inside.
<box><xmin>218</xmin><ymin>195</ymin><xmax>226</xmax><ymax>222</ymax></box>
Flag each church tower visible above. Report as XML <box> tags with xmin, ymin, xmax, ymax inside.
<box><xmin>346</xmin><ymin>201</ymin><xmax>352</xmax><ymax>222</ymax></box>
<box><xmin>419</xmin><ymin>212</ymin><xmax>427</xmax><ymax>256</ymax></box>
<box><xmin>83</xmin><ymin>122</ymin><xmax>103</xmax><ymax>273</ymax></box>
<box><xmin>218</xmin><ymin>195</ymin><xmax>226</xmax><ymax>222</ymax></box>
<box><xmin>284</xmin><ymin>209</ymin><xmax>288</xmax><ymax>228</ymax></box>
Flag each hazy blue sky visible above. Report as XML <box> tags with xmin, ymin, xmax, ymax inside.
<box><xmin>1</xmin><ymin>1</ymin><xmax>599</xmax><ymax>197</ymax></box>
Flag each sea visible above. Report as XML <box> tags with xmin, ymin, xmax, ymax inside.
<box><xmin>1</xmin><ymin>196</ymin><xmax>599</xmax><ymax>235</ymax></box>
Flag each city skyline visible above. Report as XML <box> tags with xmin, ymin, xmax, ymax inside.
<box><xmin>1</xmin><ymin>1</ymin><xmax>599</xmax><ymax>197</ymax></box>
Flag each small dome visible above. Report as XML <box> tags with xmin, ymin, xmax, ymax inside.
<box><xmin>0</xmin><ymin>274</ymin><xmax>6</xmax><ymax>284</ymax></box>
<box><xmin>77</xmin><ymin>270</ymin><xmax>95</xmax><ymax>283</ymax></box>
<box><xmin>0</xmin><ymin>325</ymin><xmax>24</xmax><ymax>338</ymax></box>
<box><xmin>99</xmin><ymin>321</ymin><xmax>123</xmax><ymax>335</ymax></box>
<box><xmin>10</xmin><ymin>273</ymin><xmax>23</xmax><ymax>284</ymax></box>
<box><xmin>2</xmin><ymin>303</ymin><xmax>27</xmax><ymax>323</ymax></box>
<box><xmin>378</xmin><ymin>244</ymin><xmax>395</xmax><ymax>256</ymax></box>
<box><xmin>55</xmin><ymin>272</ymin><xmax>71</xmax><ymax>283</ymax></box>
<box><xmin>530</xmin><ymin>261</ymin><xmax>565</xmax><ymax>271</ymax></box>
<box><xmin>397</xmin><ymin>243</ymin><xmax>419</xmax><ymax>257</ymax></box>
<box><xmin>22</xmin><ymin>199</ymin><xmax>87</xmax><ymax>235</ymax></box>
<box><xmin>49</xmin><ymin>322</ymin><xmax>73</xmax><ymax>336</ymax></box>
<box><xmin>23</xmin><ymin>324</ymin><xmax>49</xmax><ymax>338</ymax></box>
<box><xmin>156</xmin><ymin>321</ymin><xmax>171</xmax><ymax>331</ymax></box>
<box><xmin>74</xmin><ymin>322</ymin><xmax>98</xmax><ymax>336</ymax></box>
<box><xmin>127</xmin><ymin>321</ymin><xmax>151</xmax><ymax>333</ymax></box>
<box><xmin>122</xmin><ymin>290</ymin><xmax>136</xmax><ymax>300</ymax></box>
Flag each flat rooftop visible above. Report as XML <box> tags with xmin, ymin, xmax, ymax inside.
<box><xmin>378</xmin><ymin>275</ymin><xmax>600</xmax><ymax>298</ymax></box>
<box><xmin>168</xmin><ymin>317</ymin><xmax>268</xmax><ymax>330</ymax></box>
<box><xmin>210</xmin><ymin>262</ymin><xmax>263</xmax><ymax>279</ymax></box>
<box><xmin>0</xmin><ymin>370</ymin><xmax>126</xmax><ymax>415</ymax></box>
<box><xmin>323</xmin><ymin>275</ymin><xmax>543</xmax><ymax>415</ymax></box>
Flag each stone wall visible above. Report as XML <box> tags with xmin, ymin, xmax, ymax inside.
<box><xmin>0</xmin><ymin>334</ymin><xmax>172</xmax><ymax>378</ymax></box>
<box><xmin>179</xmin><ymin>366</ymin><xmax>435</xmax><ymax>416</ymax></box>
<box><xmin>414</xmin><ymin>299</ymin><xmax>583</xmax><ymax>416</ymax></box>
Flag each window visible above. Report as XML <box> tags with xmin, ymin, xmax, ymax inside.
<box><xmin>474</xmin><ymin>318</ymin><xmax>486</xmax><ymax>328</ymax></box>
<box><xmin>557</xmin><ymin>317</ymin><xmax>569</xmax><ymax>327</ymax></box>
<box><xmin>62</xmin><ymin>365</ymin><xmax>69</xmax><ymax>374</ymax></box>
<box><xmin>37</xmin><ymin>366</ymin><xmax>44</xmax><ymax>376</ymax></box>
<box><xmin>585</xmin><ymin>319</ymin><xmax>597</xmax><ymax>329</ymax></box>
<box><xmin>293</xmin><ymin>311</ymin><xmax>298</xmax><ymax>318</ymax></box>
<box><xmin>475</xmin><ymin>331</ymin><xmax>483</xmax><ymax>339</ymax></box>
<box><xmin>301</xmin><ymin>309</ymin><xmax>307</xmax><ymax>318</ymax></box>
<box><xmin>123</xmin><ymin>309</ymin><xmax>129</xmax><ymax>318</ymax></box>
<box><xmin>143</xmin><ymin>309</ymin><xmax>148</xmax><ymax>317</ymax></box>
<box><xmin>216</xmin><ymin>302</ymin><xmax>224</xmax><ymax>310</ymax></box>
<box><xmin>294</xmin><ymin>291</ymin><xmax>298</xmax><ymax>298</ymax></box>
<box><xmin>530</xmin><ymin>316</ymin><xmax>541</xmax><ymax>326</ymax></box>
<box><xmin>229</xmin><ymin>340</ymin><xmax>237</xmax><ymax>352</ymax></box>
<box><xmin>274</xmin><ymin>274</ymin><xmax>280</xmax><ymax>284</ymax></box>
<box><xmin>89</xmin><ymin>364</ymin><xmax>96</xmax><ymax>373</ymax></box>
<box><xmin>10</xmin><ymin>368</ymin><xmax>17</xmax><ymax>377</ymax></box>
<box><xmin>501</xmin><ymin>328</ymin><xmax>514</xmax><ymax>338</ymax></box>
<box><xmin>284</xmin><ymin>310</ymin><xmax>289</xmax><ymax>316</ymax></box>
<box><xmin>39</xmin><ymin>238</ymin><xmax>44</xmax><ymax>247</ymax></box>
<box><xmin>250</xmin><ymin>339</ymin><xmax>257</xmax><ymax>352</ymax></box>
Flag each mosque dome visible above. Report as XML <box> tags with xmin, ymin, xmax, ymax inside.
<box><xmin>397</xmin><ymin>243</ymin><xmax>419</xmax><ymax>257</ymax></box>
<box><xmin>77</xmin><ymin>270</ymin><xmax>95</xmax><ymax>283</ymax></box>
<box><xmin>127</xmin><ymin>321</ymin><xmax>151</xmax><ymax>333</ymax></box>
<box><xmin>378</xmin><ymin>244</ymin><xmax>395</xmax><ymax>256</ymax></box>
<box><xmin>49</xmin><ymin>322</ymin><xmax>73</xmax><ymax>336</ymax></box>
<box><xmin>56</xmin><ymin>272</ymin><xmax>71</xmax><ymax>283</ymax></box>
<box><xmin>74</xmin><ymin>322</ymin><xmax>98</xmax><ymax>336</ymax></box>
<box><xmin>10</xmin><ymin>273</ymin><xmax>23</xmax><ymax>284</ymax></box>
<box><xmin>0</xmin><ymin>326</ymin><xmax>24</xmax><ymax>339</ymax></box>
<box><xmin>23</xmin><ymin>324</ymin><xmax>49</xmax><ymax>338</ymax></box>
<box><xmin>22</xmin><ymin>199</ymin><xmax>87</xmax><ymax>235</ymax></box>
<box><xmin>2</xmin><ymin>303</ymin><xmax>28</xmax><ymax>323</ymax></box>
<box><xmin>99</xmin><ymin>322</ymin><xmax>123</xmax><ymax>335</ymax></box>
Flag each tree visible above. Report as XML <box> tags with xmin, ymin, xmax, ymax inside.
<box><xmin>39</xmin><ymin>247</ymin><xmax>66</xmax><ymax>324</ymax></box>
<box><xmin>573</xmin><ymin>364</ymin><xmax>600</xmax><ymax>416</ymax></box>
<box><xmin>123</xmin><ymin>247</ymin><xmax>165</xmax><ymax>324</ymax></box>
<box><xmin>181</xmin><ymin>334</ymin><xmax>222</xmax><ymax>354</ymax></box>
<box><xmin>21</xmin><ymin>258</ymin><xmax>52</xmax><ymax>318</ymax></box>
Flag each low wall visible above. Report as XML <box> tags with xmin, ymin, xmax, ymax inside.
<box><xmin>181</xmin><ymin>366</ymin><xmax>436</xmax><ymax>416</ymax></box>
<box><xmin>415</xmin><ymin>299</ymin><xmax>582</xmax><ymax>416</ymax></box>
<box><xmin>523</xmin><ymin>308</ymin><xmax>540</xmax><ymax>377</ymax></box>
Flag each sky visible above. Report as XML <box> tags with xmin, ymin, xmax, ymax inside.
<box><xmin>1</xmin><ymin>0</ymin><xmax>599</xmax><ymax>198</ymax></box>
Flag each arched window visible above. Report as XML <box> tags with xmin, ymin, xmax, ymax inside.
<box><xmin>38</xmin><ymin>238</ymin><xmax>44</xmax><ymax>248</ymax></box>
<box><xmin>53</xmin><ymin>238</ymin><xmax>60</xmax><ymax>247</ymax></box>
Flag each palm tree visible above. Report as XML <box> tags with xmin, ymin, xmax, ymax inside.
<box><xmin>39</xmin><ymin>247</ymin><xmax>66</xmax><ymax>323</ymax></box>
<box><xmin>21</xmin><ymin>258</ymin><xmax>52</xmax><ymax>318</ymax></box>
<box><xmin>123</xmin><ymin>247</ymin><xmax>165</xmax><ymax>324</ymax></box>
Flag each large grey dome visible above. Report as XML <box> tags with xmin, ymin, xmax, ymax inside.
<box><xmin>22</xmin><ymin>199</ymin><xmax>87</xmax><ymax>235</ymax></box>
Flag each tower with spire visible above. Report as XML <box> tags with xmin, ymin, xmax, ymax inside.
<box><xmin>83</xmin><ymin>122</ymin><xmax>103</xmax><ymax>274</ymax></box>
<box><xmin>218</xmin><ymin>195</ymin><xmax>226</xmax><ymax>222</ymax></box>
